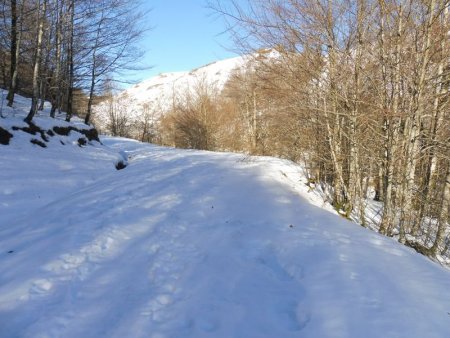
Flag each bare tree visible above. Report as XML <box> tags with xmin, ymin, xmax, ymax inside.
<box><xmin>49</xmin><ymin>0</ymin><xmax>64</xmax><ymax>117</ymax></box>
<box><xmin>81</xmin><ymin>0</ymin><xmax>148</xmax><ymax>125</ymax></box>
<box><xmin>24</xmin><ymin>0</ymin><xmax>46</xmax><ymax>123</ymax></box>
<box><xmin>6</xmin><ymin>0</ymin><xmax>24</xmax><ymax>107</ymax></box>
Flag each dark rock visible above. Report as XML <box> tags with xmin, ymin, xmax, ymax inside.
<box><xmin>53</xmin><ymin>126</ymin><xmax>73</xmax><ymax>136</ymax></box>
<box><xmin>54</xmin><ymin>125</ymin><xmax>100</xmax><ymax>142</ymax></box>
<box><xmin>78</xmin><ymin>137</ymin><xmax>87</xmax><ymax>147</ymax></box>
<box><xmin>115</xmin><ymin>161</ymin><xmax>127</xmax><ymax>170</ymax></box>
<box><xmin>21</xmin><ymin>121</ymin><xmax>41</xmax><ymax>135</ymax></box>
<box><xmin>0</xmin><ymin>126</ymin><xmax>13</xmax><ymax>145</ymax></box>
<box><xmin>12</xmin><ymin>122</ymin><xmax>48</xmax><ymax>143</ymax></box>
<box><xmin>30</xmin><ymin>139</ymin><xmax>47</xmax><ymax>148</ymax></box>
<box><xmin>5</xmin><ymin>121</ymin><xmax>99</xmax><ymax>148</ymax></box>
<box><xmin>80</xmin><ymin>128</ymin><xmax>100</xmax><ymax>142</ymax></box>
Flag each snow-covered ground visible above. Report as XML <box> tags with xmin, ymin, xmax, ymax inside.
<box><xmin>1</xmin><ymin>93</ymin><xmax>450</xmax><ymax>337</ymax></box>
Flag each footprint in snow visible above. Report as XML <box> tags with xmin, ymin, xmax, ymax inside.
<box><xmin>257</xmin><ymin>255</ymin><xmax>293</xmax><ymax>282</ymax></box>
<box><xmin>273</xmin><ymin>300</ymin><xmax>311</xmax><ymax>331</ymax></box>
<box><xmin>30</xmin><ymin>279</ymin><xmax>53</xmax><ymax>295</ymax></box>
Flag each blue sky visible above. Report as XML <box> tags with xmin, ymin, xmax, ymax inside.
<box><xmin>126</xmin><ymin>0</ymin><xmax>239</xmax><ymax>83</ymax></box>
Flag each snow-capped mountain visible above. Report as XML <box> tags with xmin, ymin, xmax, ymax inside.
<box><xmin>93</xmin><ymin>50</ymin><xmax>282</xmax><ymax>133</ymax></box>
<box><xmin>93</xmin><ymin>55</ymin><xmax>252</xmax><ymax>133</ymax></box>
<box><xmin>122</xmin><ymin>55</ymin><xmax>248</xmax><ymax>112</ymax></box>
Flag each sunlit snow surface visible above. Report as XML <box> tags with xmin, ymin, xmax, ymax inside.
<box><xmin>1</xmin><ymin>131</ymin><xmax>450</xmax><ymax>336</ymax></box>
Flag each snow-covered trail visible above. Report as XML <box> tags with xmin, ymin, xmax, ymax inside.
<box><xmin>1</xmin><ymin>138</ymin><xmax>450</xmax><ymax>338</ymax></box>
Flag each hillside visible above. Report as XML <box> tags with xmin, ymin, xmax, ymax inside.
<box><xmin>124</xmin><ymin>55</ymin><xmax>248</xmax><ymax>110</ymax></box>
<box><xmin>1</xmin><ymin>93</ymin><xmax>450</xmax><ymax>337</ymax></box>
<box><xmin>93</xmin><ymin>55</ymin><xmax>250</xmax><ymax>128</ymax></box>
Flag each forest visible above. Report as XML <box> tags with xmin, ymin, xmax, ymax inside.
<box><xmin>208</xmin><ymin>0</ymin><xmax>450</xmax><ymax>259</ymax></box>
<box><xmin>0</xmin><ymin>0</ymin><xmax>145</xmax><ymax>123</ymax></box>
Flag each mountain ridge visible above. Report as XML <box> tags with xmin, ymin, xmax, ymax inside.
<box><xmin>121</xmin><ymin>55</ymin><xmax>248</xmax><ymax>111</ymax></box>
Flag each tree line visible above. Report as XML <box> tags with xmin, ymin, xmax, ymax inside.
<box><xmin>99</xmin><ymin>0</ymin><xmax>449</xmax><ymax>260</ymax></box>
<box><xmin>0</xmin><ymin>0</ymin><xmax>146</xmax><ymax>124</ymax></box>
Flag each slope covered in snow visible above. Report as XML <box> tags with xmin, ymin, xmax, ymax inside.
<box><xmin>1</xmin><ymin>103</ymin><xmax>450</xmax><ymax>337</ymax></box>
<box><xmin>94</xmin><ymin>55</ymin><xmax>249</xmax><ymax>123</ymax></box>
<box><xmin>124</xmin><ymin>55</ymin><xmax>247</xmax><ymax>108</ymax></box>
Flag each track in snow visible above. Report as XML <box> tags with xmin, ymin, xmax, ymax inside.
<box><xmin>1</xmin><ymin>138</ymin><xmax>450</xmax><ymax>338</ymax></box>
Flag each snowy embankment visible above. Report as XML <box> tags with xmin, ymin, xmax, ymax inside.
<box><xmin>1</xmin><ymin>94</ymin><xmax>450</xmax><ymax>337</ymax></box>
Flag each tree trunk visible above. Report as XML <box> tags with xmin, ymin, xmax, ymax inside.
<box><xmin>252</xmin><ymin>88</ymin><xmax>257</xmax><ymax>152</ymax></box>
<box><xmin>85</xmin><ymin>64</ymin><xmax>96</xmax><ymax>125</ymax></box>
<box><xmin>348</xmin><ymin>0</ymin><xmax>366</xmax><ymax>224</ymax></box>
<box><xmin>415</xmin><ymin>3</ymin><xmax>449</xmax><ymax>235</ymax></box>
<box><xmin>6</xmin><ymin>0</ymin><xmax>19</xmax><ymax>107</ymax></box>
<box><xmin>25</xmin><ymin>0</ymin><xmax>47</xmax><ymax>123</ymax></box>
<box><xmin>38</xmin><ymin>37</ymin><xmax>52</xmax><ymax>112</ymax></box>
<box><xmin>430</xmin><ymin>166</ymin><xmax>450</xmax><ymax>257</ymax></box>
<box><xmin>38</xmin><ymin>73</ymin><xmax>48</xmax><ymax>111</ymax></box>
<box><xmin>65</xmin><ymin>0</ymin><xmax>75</xmax><ymax>122</ymax></box>
<box><xmin>50</xmin><ymin>0</ymin><xmax>63</xmax><ymax>118</ymax></box>
<box><xmin>400</xmin><ymin>0</ymin><xmax>436</xmax><ymax>243</ymax></box>
<box><xmin>85</xmin><ymin>9</ymin><xmax>105</xmax><ymax>125</ymax></box>
<box><xmin>380</xmin><ymin>2</ymin><xmax>403</xmax><ymax>236</ymax></box>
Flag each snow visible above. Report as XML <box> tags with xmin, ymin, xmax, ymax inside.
<box><xmin>1</xmin><ymin>94</ymin><xmax>450</xmax><ymax>337</ymax></box>
<box><xmin>123</xmin><ymin>55</ymin><xmax>248</xmax><ymax>109</ymax></box>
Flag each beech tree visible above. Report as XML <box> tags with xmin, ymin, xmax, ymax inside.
<box><xmin>80</xmin><ymin>0</ymin><xmax>147</xmax><ymax>125</ymax></box>
<box><xmin>6</xmin><ymin>0</ymin><xmax>24</xmax><ymax>107</ymax></box>
<box><xmin>49</xmin><ymin>0</ymin><xmax>64</xmax><ymax>117</ymax></box>
<box><xmin>24</xmin><ymin>0</ymin><xmax>46</xmax><ymax>123</ymax></box>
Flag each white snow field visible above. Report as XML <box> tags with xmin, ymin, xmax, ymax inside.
<box><xmin>1</xmin><ymin>100</ymin><xmax>450</xmax><ymax>337</ymax></box>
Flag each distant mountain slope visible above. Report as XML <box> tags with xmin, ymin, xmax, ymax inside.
<box><xmin>92</xmin><ymin>51</ymin><xmax>283</xmax><ymax>136</ymax></box>
<box><xmin>122</xmin><ymin>55</ymin><xmax>248</xmax><ymax>112</ymax></box>
<box><xmin>92</xmin><ymin>54</ymin><xmax>254</xmax><ymax>137</ymax></box>
<box><xmin>93</xmin><ymin>55</ymin><xmax>249</xmax><ymax>126</ymax></box>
